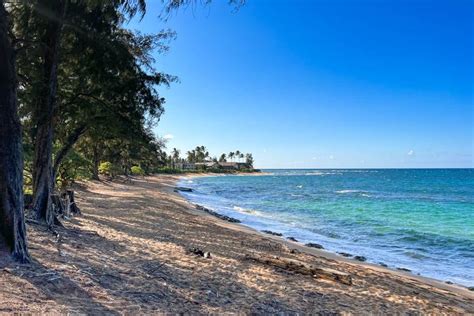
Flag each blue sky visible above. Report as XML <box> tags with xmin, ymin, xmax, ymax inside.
<box><xmin>128</xmin><ymin>0</ymin><xmax>473</xmax><ymax>168</ymax></box>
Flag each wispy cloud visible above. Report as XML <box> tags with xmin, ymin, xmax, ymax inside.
<box><xmin>163</xmin><ymin>134</ymin><xmax>174</xmax><ymax>140</ymax></box>
<box><xmin>407</xmin><ymin>149</ymin><xmax>414</xmax><ymax>156</ymax></box>
<box><xmin>329</xmin><ymin>155</ymin><xmax>334</xmax><ymax>160</ymax></box>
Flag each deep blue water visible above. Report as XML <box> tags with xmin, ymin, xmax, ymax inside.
<box><xmin>178</xmin><ymin>169</ymin><xmax>473</xmax><ymax>286</ymax></box>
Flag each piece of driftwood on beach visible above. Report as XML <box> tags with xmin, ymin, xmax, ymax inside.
<box><xmin>244</xmin><ymin>254</ymin><xmax>352</xmax><ymax>285</ymax></box>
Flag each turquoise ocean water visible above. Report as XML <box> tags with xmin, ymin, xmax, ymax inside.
<box><xmin>178</xmin><ymin>169</ymin><xmax>473</xmax><ymax>286</ymax></box>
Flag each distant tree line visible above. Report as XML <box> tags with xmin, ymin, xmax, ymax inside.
<box><xmin>163</xmin><ymin>146</ymin><xmax>254</xmax><ymax>169</ymax></box>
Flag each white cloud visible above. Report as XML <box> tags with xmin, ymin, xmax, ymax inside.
<box><xmin>407</xmin><ymin>149</ymin><xmax>414</xmax><ymax>156</ymax></box>
<box><xmin>163</xmin><ymin>134</ymin><xmax>174</xmax><ymax>140</ymax></box>
<box><xmin>329</xmin><ymin>155</ymin><xmax>334</xmax><ymax>160</ymax></box>
<box><xmin>311</xmin><ymin>156</ymin><xmax>317</xmax><ymax>160</ymax></box>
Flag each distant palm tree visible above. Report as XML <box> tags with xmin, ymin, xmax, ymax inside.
<box><xmin>239</xmin><ymin>153</ymin><xmax>244</xmax><ymax>162</ymax></box>
<box><xmin>187</xmin><ymin>150</ymin><xmax>196</xmax><ymax>163</ymax></box>
<box><xmin>172</xmin><ymin>148</ymin><xmax>180</xmax><ymax>168</ymax></box>
<box><xmin>219</xmin><ymin>153</ymin><xmax>227</xmax><ymax>162</ymax></box>
<box><xmin>245</xmin><ymin>153</ymin><xmax>254</xmax><ymax>167</ymax></box>
<box><xmin>229</xmin><ymin>152</ymin><xmax>235</xmax><ymax>162</ymax></box>
<box><xmin>235</xmin><ymin>150</ymin><xmax>241</xmax><ymax>162</ymax></box>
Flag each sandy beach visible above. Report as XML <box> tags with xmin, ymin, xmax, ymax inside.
<box><xmin>0</xmin><ymin>174</ymin><xmax>473</xmax><ymax>314</ymax></box>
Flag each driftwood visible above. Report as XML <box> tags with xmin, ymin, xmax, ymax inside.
<box><xmin>245</xmin><ymin>254</ymin><xmax>352</xmax><ymax>286</ymax></box>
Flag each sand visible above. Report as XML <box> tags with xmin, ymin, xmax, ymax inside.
<box><xmin>0</xmin><ymin>174</ymin><xmax>473</xmax><ymax>314</ymax></box>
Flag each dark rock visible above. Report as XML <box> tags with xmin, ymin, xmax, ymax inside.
<box><xmin>445</xmin><ymin>281</ymin><xmax>453</xmax><ymax>285</ymax></box>
<box><xmin>337</xmin><ymin>252</ymin><xmax>353</xmax><ymax>257</ymax></box>
<box><xmin>262</xmin><ymin>230</ymin><xmax>283</xmax><ymax>237</ymax></box>
<box><xmin>354</xmin><ymin>256</ymin><xmax>367</xmax><ymax>262</ymax></box>
<box><xmin>397</xmin><ymin>267</ymin><xmax>412</xmax><ymax>272</ymax></box>
<box><xmin>290</xmin><ymin>249</ymin><xmax>300</xmax><ymax>254</ymax></box>
<box><xmin>305</xmin><ymin>243</ymin><xmax>324</xmax><ymax>249</ymax></box>
<box><xmin>174</xmin><ymin>187</ymin><xmax>193</xmax><ymax>192</ymax></box>
<box><xmin>286</xmin><ymin>237</ymin><xmax>298</xmax><ymax>242</ymax></box>
<box><xmin>188</xmin><ymin>247</ymin><xmax>205</xmax><ymax>257</ymax></box>
<box><xmin>378</xmin><ymin>262</ymin><xmax>388</xmax><ymax>267</ymax></box>
<box><xmin>194</xmin><ymin>204</ymin><xmax>241</xmax><ymax>223</ymax></box>
<box><xmin>467</xmin><ymin>287</ymin><xmax>474</xmax><ymax>291</ymax></box>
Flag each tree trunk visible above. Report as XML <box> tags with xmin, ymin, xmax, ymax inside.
<box><xmin>91</xmin><ymin>145</ymin><xmax>100</xmax><ymax>180</ymax></box>
<box><xmin>0</xmin><ymin>1</ymin><xmax>30</xmax><ymax>262</ymax></box>
<box><xmin>52</xmin><ymin>123</ymin><xmax>87</xmax><ymax>182</ymax></box>
<box><xmin>31</xmin><ymin>0</ymin><xmax>66</xmax><ymax>225</ymax></box>
<box><xmin>64</xmin><ymin>190</ymin><xmax>81</xmax><ymax>215</ymax></box>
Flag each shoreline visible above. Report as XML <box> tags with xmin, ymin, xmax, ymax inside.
<box><xmin>1</xmin><ymin>174</ymin><xmax>472</xmax><ymax>313</ymax></box>
<box><xmin>175</xmin><ymin>172</ymin><xmax>474</xmax><ymax>297</ymax></box>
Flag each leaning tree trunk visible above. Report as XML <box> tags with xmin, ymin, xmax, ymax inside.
<box><xmin>31</xmin><ymin>0</ymin><xmax>66</xmax><ymax>225</ymax></box>
<box><xmin>52</xmin><ymin>123</ymin><xmax>87</xmax><ymax>183</ymax></box>
<box><xmin>0</xmin><ymin>1</ymin><xmax>30</xmax><ymax>262</ymax></box>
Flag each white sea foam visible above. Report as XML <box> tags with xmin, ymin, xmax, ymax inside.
<box><xmin>305</xmin><ymin>171</ymin><xmax>340</xmax><ymax>176</ymax></box>
<box><xmin>336</xmin><ymin>190</ymin><xmax>362</xmax><ymax>194</ymax></box>
<box><xmin>233</xmin><ymin>206</ymin><xmax>262</xmax><ymax>216</ymax></box>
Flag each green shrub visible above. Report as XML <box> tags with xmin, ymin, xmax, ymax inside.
<box><xmin>131</xmin><ymin>165</ymin><xmax>145</xmax><ymax>176</ymax></box>
<box><xmin>98</xmin><ymin>161</ymin><xmax>114</xmax><ymax>176</ymax></box>
<box><xmin>155</xmin><ymin>167</ymin><xmax>184</xmax><ymax>174</ymax></box>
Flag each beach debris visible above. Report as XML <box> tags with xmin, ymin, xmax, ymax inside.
<box><xmin>244</xmin><ymin>254</ymin><xmax>352</xmax><ymax>286</ymax></box>
<box><xmin>305</xmin><ymin>243</ymin><xmax>324</xmax><ymax>249</ymax></box>
<box><xmin>354</xmin><ymin>256</ymin><xmax>367</xmax><ymax>262</ymax></box>
<box><xmin>174</xmin><ymin>187</ymin><xmax>193</xmax><ymax>192</ymax></box>
<box><xmin>286</xmin><ymin>237</ymin><xmax>298</xmax><ymax>242</ymax></box>
<box><xmin>337</xmin><ymin>252</ymin><xmax>353</xmax><ymax>257</ymax></box>
<box><xmin>194</xmin><ymin>204</ymin><xmax>241</xmax><ymax>223</ymax></box>
<box><xmin>187</xmin><ymin>247</ymin><xmax>212</xmax><ymax>259</ymax></box>
<box><xmin>187</xmin><ymin>247</ymin><xmax>205</xmax><ymax>257</ymax></box>
<box><xmin>397</xmin><ymin>267</ymin><xmax>412</xmax><ymax>272</ymax></box>
<box><xmin>261</xmin><ymin>230</ymin><xmax>283</xmax><ymax>237</ymax></box>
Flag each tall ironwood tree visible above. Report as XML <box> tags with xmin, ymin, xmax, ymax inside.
<box><xmin>30</xmin><ymin>0</ymin><xmax>67</xmax><ymax>225</ymax></box>
<box><xmin>0</xmin><ymin>0</ymin><xmax>29</xmax><ymax>262</ymax></box>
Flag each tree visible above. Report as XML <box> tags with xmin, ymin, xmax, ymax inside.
<box><xmin>235</xmin><ymin>150</ymin><xmax>241</xmax><ymax>162</ymax></box>
<box><xmin>28</xmin><ymin>0</ymin><xmax>67</xmax><ymax>225</ymax></box>
<box><xmin>245</xmin><ymin>153</ymin><xmax>254</xmax><ymax>168</ymax></box>
<box><xmin>228</xmin><ymin>152</ymin><xmax>235</xmax><ymax>162</ymax></box>
<box><xmin>171</xmin><ymin>148</ymin><xmax>180</xmax><ymax>168</ymax></box>
<box><xmin>219</xmin><ymin>153</ymin><xmax>227</xmax><ymax>162</ymax></box>
<box><xmin>0</xmin><ymin>0</ymin><xmax>29</xmax><ymax>262</ymax></box>
<box><xmin>187</xmin><ymin>150</ymin><xmax>196</xmax><ymax>163</ymax></box>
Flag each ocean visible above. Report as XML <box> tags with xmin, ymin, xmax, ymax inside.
<box><xmin>177</xmin><ymin>169</ymin><xmax>473</xmax><ymax>287</ymax></box>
